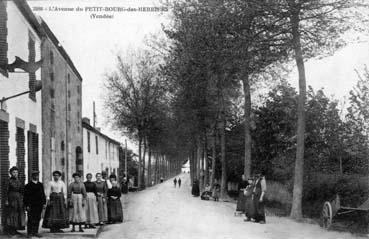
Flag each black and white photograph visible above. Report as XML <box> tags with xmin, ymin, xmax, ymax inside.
<box><xmin>0</xmin><ymin>0</ymin><xmax>369</xmax><ymax>238</ymax></box>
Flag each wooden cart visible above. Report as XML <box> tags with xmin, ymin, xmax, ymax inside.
<box><xmin>321</xmin><ymin>194</ymin><xmax>369</xmax><ymax>232</ymax></box>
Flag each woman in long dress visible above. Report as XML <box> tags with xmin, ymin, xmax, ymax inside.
<box><xmin>107</xmin><ymin>175</ymin><xmax>123</xmax><ymax>223</ymax></box>
<box><xmin>68</xmin><ymin>172</ymin><xmax>87</xmax><ymax>232</ymax></box>
<box><xmin>84</xmin><ymin>173</ymin><xmax>99</xmax><ymax>228</ymax></box>
<box><xmin>43</xmin><ymin>170</ymin><xmax>69</xmax><ymax>232</ymax></box>
<box><xmin>4</xmin><ymin>166</ymin><xmax>25</xmax><ymax>235</ymax></box>
<box><xmin>253</xmin><ymin>173</ymin><xmax>267</xmax><ymax>224</ymax></box>
<box><xmin>236</xmin><ymin>174</ymin><xmax>248</xmax><ymax>213</ymax></box>
<box><xmin>95</xmin><ymin>173</ymin><xmax>108</xmax><ymax>224</ymax></box>
<box><xmin>191</xmin><ymin>179</ymin><xmax>200</xmax><ymax>197</ymax></box>
<box><xmin>244</xmin><ymin>177</ymin><xmax>255</xmax><ymax>221</ymax></box>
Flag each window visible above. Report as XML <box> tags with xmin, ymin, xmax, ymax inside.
<box><xmin>68</xmin><ymin>103</ymin><xmax>71</xmax><ymax>111</ymax></box>
<box><xmin>68</xmin><ymin>73</ymin><xmax>70</xmax><ymax>84</ymax></box>
<box><xmin>68</xmin><ymin>90</ymin><xmax>71</xmax><ymax>98</ymax></box>
<box><xmin>49</xmin><ymin>72</ymin><xmax>54</xmax><ymax>81</ymax></box>
<box><xmin>96</xmin><ymin>136</ymin><xmax>99</xmax><ymax>154</ymax></box>
<box><xmin>50</xmin><ymin>50</ymin><xmax>54</xmax><ymax>65</ymax></box>
<box><xmin>87</xmin><ymin>131</ymin><xmax>90</xmax><ymax>152</ymax></box>
<box><xmin>50</xmin><ymin>87</ymin><xmax>55</xmax><ymax>98</ymax></box>
<box><xmin>77</xmin><ymin>85</ymin><xmax>80</xmax><ymax>94</ymax></box>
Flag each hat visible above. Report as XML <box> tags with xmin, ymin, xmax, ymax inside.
<box><xmin>109</xmin><ymin>174</ymin><xmax>117</xmax><ymax>179</ymax></box>
<box><xmin>72</xmin><ymin>172</ymin><xmax>80</xmax><ymax>178</ymax></box>
<box><xmin>9</xmin><ymin>166</ymin><xmax>19</xmax><ymax>173</ymax></box>
<box><xmin>31</xmin><ymin>170</ymin><xmax>40</xmax><ymax>175</ymax></box>
<box><xmin>52</xmin><ymin>170</ymin><xmax>62</xmax><ymax>176</ymax></box>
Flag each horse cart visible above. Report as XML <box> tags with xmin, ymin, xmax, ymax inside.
<box><xmin>321</xmin><ymin>194</ymin><xmax>369</xmax><ymax>232</ymax></box>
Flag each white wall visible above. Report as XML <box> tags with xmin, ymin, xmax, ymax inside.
<box><xmin>83</xmin><ymin>127</ymin><xmax>119</xmax><ymax>180</ymax></box>
<box><xmin>0</xmin><ymin>2</ymin><xmax>42</xmax><ymax>182</ymax></box>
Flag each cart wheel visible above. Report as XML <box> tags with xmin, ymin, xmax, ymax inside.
<box><xmin>321</xmin><ymin>201</ymin><xmax>333</xmax><ymax>229</ymax></box>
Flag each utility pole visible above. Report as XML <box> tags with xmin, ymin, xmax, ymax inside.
<box><xmin>93</xmin><ymin>101</ymin><xmax>96</xmax><ymax>128</ymax></box>
<box><xmin>125</xmin><ymin>139</ymin><xmax>128</xmax><ymax>177</ymax></box>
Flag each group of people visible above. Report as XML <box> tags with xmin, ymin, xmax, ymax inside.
<box><xmin>173</xmin><ymin>177</ymin><xmax>182</xmax><ymax>188</ymax></box>
<box><xmin>236</xmin><ymin>172</ymin><xmax>267</xmax><ymax>224</ymax></box>
<box><xmin>3</xmin><ymin>166</ymin><xmax>124</xmax><ymax>238</ymax></box>
<box><xmin>192</xmin><ymin>180</ymin><xmax>221</xmax><ymax>201</ymax></box>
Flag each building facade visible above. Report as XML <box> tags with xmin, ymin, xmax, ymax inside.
<box><xmin>82</xmin><ymin>118</ymin><xmax>120</xmax><ymax>180</ymax></box>
<box><xmin>40</xmin><ymin>19</ymin><xmax>83</xmax><ymax>184</ymax></box>
<box><xmin>0</xmin><ymin>0</ymin><xmax>43</xmax><ymax>224</ymax></box>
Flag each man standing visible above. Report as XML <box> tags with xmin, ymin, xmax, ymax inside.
<box><xmin>253</xmin><ymin>172</ymin><xmax>267</xmax><ymax>224</ymax></box>
<box><xmin>178</xmin><ymin>178</ymin><xmax>181</xmax><ymax>188</ymax></box>
<box><xmin>173</xmin><ymin>178</ymin><xmax>177</xmax><ymax>187</ymax></box>
<box><xmin>24</xmin><ymin>170</ymin><xmax>46</xmax><ymax>238</ymax></box>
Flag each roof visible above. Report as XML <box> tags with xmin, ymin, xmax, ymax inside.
<box><xmin>13</xmin><ymin>0</ymin><xmax>45</xmax><ymax>38</ymax></box>
<box><xmin>39</xmin><ymin>18</ymin><xmax>83</xmax><ymax>82</ymax></box>
<box><xmin>82</xmin><ymin>121</ymin><xmax>121</xmax><ymax>146</ymax></box>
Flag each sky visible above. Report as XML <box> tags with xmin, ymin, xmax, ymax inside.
<box><xmin>26</xmin><ymin>0</ymin><xmax>369</xmax><ymax>152</ymax></box>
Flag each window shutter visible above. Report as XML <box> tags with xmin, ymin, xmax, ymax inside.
<box><xmin>0</xmin><ymin>119</ymin><xmax>10</xmax><ymax>224</ymax></box>
<box><xmin>28</xmin><ymin>32</ymin><xmax>36</xmax><ymax>101</ymax></box>
<box><xmin>0</xmin><ymin>0</ymin><xmax>8</xmax><ymax>77</ymax></box>
<box><xmin>16</xmin><ymin>127</ymin><xmax>25</xmax><ymax>184</ymax></box>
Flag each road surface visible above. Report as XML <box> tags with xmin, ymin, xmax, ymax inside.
<box><xmin>99</xmin><ymin>173</ymin><xmax>363</xmax><ymax>239</ymax></box>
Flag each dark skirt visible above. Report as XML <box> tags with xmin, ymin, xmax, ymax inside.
<box><xmin>236</xmin><ymin>191</ymin><xmax>247</xmax><ymax>212</ymax></box>
<box><xmin>5</xmin><ymin>191</ymin><xmax>25</xmax><ymax>230</ymax></box>
<box><xmin>245</xmin><ymin>196</ymin><xmax>255</xmax><ymax>219</ymax></box>
<box><xmin>253</xmin><ymin>196</ymin><xmax>266</xmax><ymax>222</ymax></box>
<box><xmin>191</xmin><ymin>184</ymin><xmax>200</xmax><ymax>196</ymax></box>
<box><xmin>42</xmin><ymin>192</ymin><xmax>69</xmax><ymax>229</ymax></box>
<box><xmin>107</xmin><ymin>198</ymin><xmax>123</xmax><ymax>223</ymax></box>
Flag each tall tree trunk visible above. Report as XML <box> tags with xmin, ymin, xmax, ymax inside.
<box><xmin>220</xmin><ymin>117</ymin><xmax>228</xmax><ymax>199</ymax></box>
<box><xmin>190</xmin><ymin>150</ymin><xmax>194</xmax><ymax>184</ymax></box>
<box><xmin>204</xmin><ymin>136</ymin><xmax>209</xmax><ymax>186</ymax></box>
<box><xmin>148</xmin><ymin>147</ymin><xmax>152</xmax><ymax>186</ymax></box>
<box><xmin>210</xmin><ymin>127</ymin><xmax>217</xmax><ymax>189</ymax></box>
<box><xmin>242</xmin><ymin>75</ymin><xmax>252</xmax><ymax>179</ymax></box>
<box><xmin>138</xmin><ymin>135</ymin><xmax>142</xmax><ymax>188</ymax></box>
<box><xmin>290</xmin><ymin>5</ymin><xmax>306</xmax><ymax>220</ymax></box>
<box><xmin>142</xmin><ymin>137</ymin><xmax>146</xmax><ymax>188</ymax></box>
<box><xmin>154</xmin><ymin>151</ymin><xmax>158</xmax><ymax>184</ymax></box>
<box><xmin>197</xmin><ymin>139</ymin><xmax>202</xmax><ymax>191</ymax></box>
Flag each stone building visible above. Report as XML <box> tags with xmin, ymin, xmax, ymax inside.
<box><xmin>82</xmin><ymin>118</ymin><xmax>120</xmax><ymax>179</ymax></box>
<box><xmin>0</xmin><ymin>0</ymin><xmax>44</xmax><ymax>225</ymax></box>
<box><xmin>39</xmin><ymin>19</ymin><xmax>83</xmax><ymax>184</ymax></box>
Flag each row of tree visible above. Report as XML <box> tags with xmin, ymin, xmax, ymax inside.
<box><xmin>104</xmin><ymin>0</ymin><xmax>368</xmax><ymax>220</ymax></box>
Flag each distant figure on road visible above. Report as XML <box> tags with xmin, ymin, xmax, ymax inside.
<box><xmin>160</xmin><ymin>177</ymin><xmax>164</xmax><ymax>183</ymax></box>
<box><xmin>212</xmin><ymin>183</ymin><xmax>220</xmax><ymax>201</ymax></box>
<box><xmin>178</xmin><ymin>178</ymin><xmax>181</xmax><ymax>188</ymax></box>
<box><xmin>191</xmin><ymin>179</ymin><xmax>200</xmax><ymax>197</ymax></box>
<box><xmin>173</xmin><ymin>178</ymin><xmax>177</xmax><ymax>187</ymax></box>
<box><xmin>200</xmin><ymin>183</ymin><xmax>212</xmax><ymax>200</ymax></box>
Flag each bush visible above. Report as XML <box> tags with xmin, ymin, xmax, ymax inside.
<box><xmin>302</xmin><ymin>173</ymin><xmax>369</xmax><ymax>218</ymax></box>
<box><xmin>265</xmin><ymin>181</ymin><xmax>292</xmax><ymax>216</ymax></box>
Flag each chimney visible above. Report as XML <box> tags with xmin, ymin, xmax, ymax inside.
<box><xmin>82</xmin><ymin>117</ymin><xmax>90</xmax><ymax>125</ymax></box>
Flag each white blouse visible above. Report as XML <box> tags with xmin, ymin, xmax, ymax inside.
<box><xmin>45</xmin><ymin>180</ymin><xmax>67</xmax><ymax>200</ymax></box>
